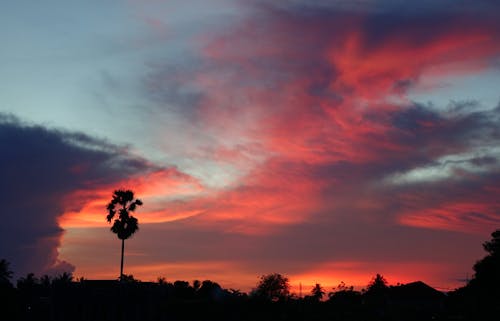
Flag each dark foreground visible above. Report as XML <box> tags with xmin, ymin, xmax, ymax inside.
<box><xmin>1</xmin><ymin>279</ymin><xmax>499</xmax><ymax>321</ymax></box>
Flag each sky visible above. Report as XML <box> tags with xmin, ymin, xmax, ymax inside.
<box><xmin>1</xmin><ymin>0</ymin><xmax>500</xmax><ymax>293</ymax></box>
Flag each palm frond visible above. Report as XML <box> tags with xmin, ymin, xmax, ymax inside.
<box><xmin>106</xmin><ymin>209</ymin><xmax>116</xmax><ymax>222</ymax></box>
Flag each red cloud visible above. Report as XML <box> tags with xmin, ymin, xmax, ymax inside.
<box><xmin>193</xmin><ymin>7</ymin><xmax>500</xmax><ymax>169</ymax></box>
<box><xmin>59</xmin><ymin>167</ymin><xmax>204</xmax><ymax>228</ymax></box>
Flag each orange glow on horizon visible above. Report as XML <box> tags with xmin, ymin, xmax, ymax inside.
<box><xmin>69</xmin><ymin>257</ymin><xmax>466</xmax><ymax>294</ymax></box>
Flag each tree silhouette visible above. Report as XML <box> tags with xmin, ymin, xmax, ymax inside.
<box><xmin>0</xmin><ymin>259</ymin><xmax>13</xmax><ymax>288</ymax></box>
<box><xmin>311</xmin><ymin>283</ymin><xmax>325</xmax><ymax>301</ymax></box>
<box><xmin>469</xmin><ymin>229</ymin><xmax>500</xmax><ymax>295</ymax></box>
<box><xmin>17</xmin><ymin>273</ymin><xmax>38</xmax><ymax>290</ymax></box>
<box><xmin>193</xmin><ymin>279</ymin><xmax>201</xmax><ymax>291</ymax></box>
<box><xmin>482</xmin><ymin>229</ymin><xmax>500</xmax><ymax>255</ymax></box>
<box><xmin>106</xmin><ymin>189</ymin><xmax>143</xmax><ymax>281</ymax></box>
<box><xmin>446</xmin><ymin>230</ymin><xmax>500</xmax><ymax>318</ymax></box>
<box><xmin>366</xmin><ymin>273</ymin><xmax>388</xmax><ymax>294</ymax></box>
<box><xmin>39</xmin><ymin>275</ymin><xmax>51</xmax><ymax>288</ymax></box>
<box><xmin>363</xmin><ymin>273</ymin><xmax>390</xmax><ymax>316</ymax></box>
<box><xmin>252</xmin><ymin>273</ymin><xmax>290</xmax><ymax>301</ymax></box>
<box><xmin>52</xmin><ymin>272</ymin><xmax>73</xmax><ymax>286</ymax></box>
<box><xmin>198</xmin><ymin>280</ymin><xmax>223</xmax><ymax>300</ymax></box>
<box><xmin>328</xmin><ymin>282</ymin><xmax>360</xmax><ymax>305</ymax></box>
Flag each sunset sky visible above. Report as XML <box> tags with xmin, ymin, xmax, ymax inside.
<box><xmin>1</xmin><ymin>0</ymin><xmax>500</xmax><ymax>293</ymax></box>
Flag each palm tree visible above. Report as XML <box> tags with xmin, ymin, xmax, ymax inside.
<box><xmin>106</xmin><ymin>190</ymin><xmax>143</xmax><ymax>281</ymax></box>
<box><xmin>311</xmin><ymin>283</ymin><xmax>325</xmax><ymax>301</ymax></box>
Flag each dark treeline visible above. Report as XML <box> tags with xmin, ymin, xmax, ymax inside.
<box><xmin>1</xmin><ymin>229</ymin><xmax>499</xmax><ymax>321</ymax></box>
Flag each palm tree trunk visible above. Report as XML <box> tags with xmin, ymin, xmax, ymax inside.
<box><xmin>120</xmin><ymin>238</ymin><xmax>124</xmax><ymax>281</ymax></box>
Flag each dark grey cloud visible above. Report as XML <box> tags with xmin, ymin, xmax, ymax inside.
<box><xmin>266</xmin><ymin>0</ymin><xmax>500</xmax><ymax>15</ymax></box>
<box><xmin>354</xmin><ymin>102</ymin><xmax>500</xmax><ymax>181</ymax></box>
<box><xmin>0</xmin><ymin>114</ymin><xmax>152</xmax><ymax>279</ymax></box>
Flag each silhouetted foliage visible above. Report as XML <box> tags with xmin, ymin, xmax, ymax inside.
<box><xmin>324</xmin><ymin>282</ymin><xmax>363</xmax><ymax>320</ymax></box>
<box><xmin>472</xmin><ymin>229</ymin><xmax>500</xmax><ymax>291</ymax></box>
<box><xmin>328</xmin><ymin>281</ymin><xmax>359</xmax><ymax>301</ymax></box>
<box><xmin>0</xmin><ymin>259</ymin><xmax>13</xmax><ymax>288</ymax></box>
<box><xmin>483</xmin><ymin>229</ymin><xmax>500</xmax><ymax>255</ymax></box>
<box><xmin>363</xmin><ymin>273</ymin><xmax>390</xmax><ymax>318</ymax></box>
<box><xmin>39</xmin><ymin>274</ymin><xmax>51</xmax><ymax>288</ymax></box>
<box><xmin>0</xmin><ymin>259</ymin><xmax>16</xmax><ymax>319</ymax></box>
<box><xmin>53</xmin><ymin>272</ymin><xmax>73</xmax><ymax>283</ymax></box>
<box><xmin>17</xmin><ymin>273</ymin><xmax>38</xmax><ymax>290</ymax></box>
<box><xmin>120</xmin><ymin>274</ymin><xmax>139</xmax><ymax>283</ymax></box>
<box><xmin>366</xmin><ymin>273</ymin><xmax>388</xmax><ymax>294</ymax></box>
<box><xmin>450</xmin><ymin>229</ymin><xmax>500</xmax><ymax>319</ymax></box>
<box><xmin>310</xmin><ymin>283</ymin><xmax>325</xmax><ymax>301</ymax></box>
<box><xmin>173</xmin><ymin>280</ymin><xmax>190</xmax><ymax>289</ymax></box>
<box><xmin>252</xmin><ymin>273</ymin><xmax>290</xmax><ymax>301</ymax></box>
<box><xmin>193</xmin><ymin>279</ymin><xmax>201</xmax><ymax>291</ymax></box>
<box><xmin>106</xmin><ymin>189</ymin><xmax>143</xmax><ymax>281</ymax></box>
<box><xmin>329</xmin><ymin>286</ymin><xmax>361</xmax><ymax>303</ymax></box>
<box><xmin>198</xmin><ymin>280</ymin><xmax>223</xmax><ymax>300</ymax></box>
<box><xmin>173</xmin><ymin>280</ymin><xmax>194</xmax><ymax>299</ymax></box>
<box><xmin>228</xmin><ymin>288</ymin><xmax>246</xmax><ymax>298</ymax></box>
